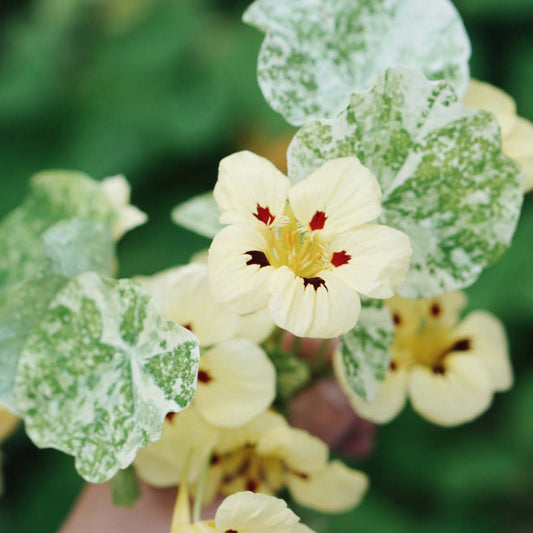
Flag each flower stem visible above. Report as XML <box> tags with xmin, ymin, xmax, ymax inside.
<box><xmin>192</xmin><ymin>456</ymin><xmax>211</xmax><ymax>523</ymax></box>
<box><xmin>170</xmin><ymin>452</ymin><xmax>191</xmax><ymax>532</ymax></box>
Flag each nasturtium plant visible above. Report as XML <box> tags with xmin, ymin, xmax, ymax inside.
<box><xmin>288</xmin><ymin>68</ymin><xmax>524</xmax><ymax>297</ymax></box>
<box><xmin>336</xmin><ymin>299</ymin><xmax>394</xmax><ymax>402</ymax></box>
<box><xmin>244</xmin><ymin>0</ymin><xmax>471</xmax><ymax>125</ymax></box>
<box><xmin>171</xmin><ymin>191</ymin><xmax>223</xmax><ymax>239</ymax></box>
<box><xmin>13</xmin><ymin>272</ymin><xmax>200</xmax><ymax>483</ymax></box>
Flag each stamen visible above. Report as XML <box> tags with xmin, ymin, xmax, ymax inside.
<box><xmin>253</xmin><ymin>204</ymin><xmax>275</xmax><ymax>225</ymax></box>
<box><xmin>331</xmin><ymin>250</ymin><xmax>351</xmax><ymax>267</ymax></box>
<box><xmin>310</xmin><ymin>210</ymin><xmax>327</xmax><ymax>231</ymax></box>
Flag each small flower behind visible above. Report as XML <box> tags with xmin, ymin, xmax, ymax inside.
<box><xmin>208</xmin><ymin>151</ymin><xmax>412</xmax><ymax>339</ymax></box>
<box><xmin>334</xmin><ymin>292</ymin><xmax>513</xmax><ymax>426</ymax></box>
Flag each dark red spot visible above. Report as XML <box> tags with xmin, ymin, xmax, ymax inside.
<box><xmin>310</xmin><ymin>210</ymin><xmax>327</xmax><ymax>231</ymax></box>
<box><xmin>210</xmin><ymin>453</ymin><xmax>221</xmax><ymax>466</ymax></box>
<box><xmin>433</xmin><ymin>364</ymin><xmax>446</xmax><ymax>375</ymax></box>
<box><xmin>225</xmin><ymin>530</ymin><xmax>238</xmax><ymax>533</ymax></box>
<box><xmin>165</xmin><ymin>412</ymin><xmax>176</xmax><ymax>422</ymax></box>
<box><xmin>390</xmin><ymin>361</ymin><xmax>398</xmax><ymax>371</ymax></box>
<box><xmin>303</xmin><ymin>277</ymin><xmax>327</xmax><ymax>292</ymax></box>
<box><xmin>291</xmin><ymin>471</ymin><xmax>310</xmax><ymax>480</ymax></box>
<box><xmin>331</xmin><ymin>250</ymin><xmax>351</xmax><ymax>267</ymax></box>
<box><xmin>183</xmin><ymin>323</ymin><xmax>193</xmax><ymax>332</ymax></box>
<box><xmin>198</xmin><ymin>370</ymin><xmax>212</xmax><ymax>383</ymax></box>
<box><xmin>253</xmin><ymin>204</ymin><xmax>275</xmax><ymax>225</ymax></box>
<box><xmin>452</xmin><ymin>338</ymin><xmax>471</xmax><ymax>352</ymax></box>
<box><xmin>430</xmin><ymin>303</ymin><xmax>441</xmax><ymax>317</ymax></box>
<box><xmin>245</xmin><ymin>479</ymin><xmax>258</xmax><ymax>492</ymax></box>
<box><xmin>393</xmin><ymin>313</ymin><xmax>401</xmax><ymax>326</ymax></box>
<box><xmin>245</xmin><ymin>250</ymin><xmax>270</xmax><ymax>268</ymax></box>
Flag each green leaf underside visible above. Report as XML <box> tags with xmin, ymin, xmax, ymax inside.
<box><xmin>267</xmin><ymin>349</ymin><xmax>311</xmax><ymax>400</ymax></box>
<box><xmin>288</xmin><ymin>68</ymin><xmax>524</xmax><ymax>297</ymax></box>
<box><xmin>110</xmin><ymin>465</ymin><xmax>140</xmax><ymax>507</ymax></box>
<box><xmin>171</xmin><ymin>191</ymin><xmax>223</xmax><ymax>239</ymax></box>
<box><xmin>340</xmin><ymin>299</ymin><xmax>394</xmax><ymax>402</ymax></box>
<box><xmin>0</xmin><ymin>220</ymin><xmax>114</xmax><ymax>412</ymax></box>
<box><xmin>0</xmin><ymin>171</ymin><xmax>116</xmax><ymax>305</ymax></box>
<box><xmin>13</xmin><ymin>273</ymin><xmax>200</xmax><ymax>483</ymax></box>
<box><xmin>244</xmin><ymin>0</ymin><xmax>471</xmax><ymax>125</ymax></box>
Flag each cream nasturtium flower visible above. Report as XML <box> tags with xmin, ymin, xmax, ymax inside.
<box><xmin>173</xmin><ymin>491</ymin><xmax>314</xmax><ymax>533</ymax></box>
<box><xmin>137</xmin><ymin>263</ymin><xmax>276</xmax><ymax>428</ymax></box>
<box><xmin>101</xmin><ymin>174</ymin><xmax>148</xmax><ymax>240</ymax></box>
<box><xmin>208</xmin><ymin>152</ymin><xmax>412</xmax><ymax>339</ymax></box>
<box><xmin>335</xmin><ymin>292</ymin><xmax>513</xmax><ymax>426</ymax></box>
<box><xmin>204</xmin><ymin>410</ymin><xmax>368</xmax><ymax>514</ymax></box>
<box><xmin>464</xmin><ymin>80</ymin><xmax>533</xmax><ymax>192</ymax></box>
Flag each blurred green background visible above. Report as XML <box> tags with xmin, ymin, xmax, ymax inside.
<box><xmin>0</xmin><ymin>0</ymin><xmax>531</xmax><ymax>531</ymax></box>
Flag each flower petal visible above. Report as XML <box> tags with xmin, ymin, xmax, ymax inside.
<box><xmin>208</xmin><ymin>224</ymin><xmax>274</xmax><ymax>314</ymax></box>
<box><xmin>267</xmin><ymin>266</ymin><xmax>361</xmax><ymax>339</ymax></box>
<box><xmin>288</xmin><ymin>157</ymin><xmax>382</xmax><ymax>234</ymax></box>
<box><xmin>134</xmin><ymin>407</ymin><xmax>220</xmax><ymax>487</ymax></box>
<box><xmin>194</xmin><ymin>339</ymin><xmax>276</xmax><ymax>428</ymax></box>
<box><xmin>101</xmin><ymin>174</ymin><xmax>131</xmax><ymax>207</ymax></box>
<box><xmin>464</xmin><ymin>80</ymin><xmax>517</xmax><ymax>138</ymax></box>
<box><xmin>137</xmin><ymin>263</ymin><xmax>240</xmax><ymax>347</ymax></box>
<box><xmin>112</xmin><ymin>204</ymin><xmax>148</xmax><ymax>240</ymax></box>
<box><xmin>287</xmin><ymin>460</ymin><xmax>368</xmax><ymax>514</ymax></box>
<box><xmin>408</xmin><ymin>355</ymin><xmax>493</xmax><ymax>426</ymax></box>
<box><xmin>215</xmin><ymin>492</ymin><xmax>300</xmax><ymax>533</ymax></box>
<box><xmin>334</xmin><ymin>350</ymin><xmax>408</xmax><ymax>424</ymax></box>
<box><xmin>0</xmin><ymin>407</ymin><xmax>19</xmax><ymax>443</ymax></box>
<box><xmin>214</xmin><ymin>151</ymin><xmax>291</xmax><ymax>226</ymax></box>
<box><xmin>329</xmin><ymin>224</ymin><xmax>412</xmax><ymax>298</ymax></box>
<box><xmin>504</xmin><ymin>116</ymin><xmax>533</xmax><ymax>192</ymax></box>
<box><xmin>237</xmin><ymin>306</ymin><xmax>275</xmax><ymax>344</ymax></box>
<box><xmin>452</xmin><ymin>311</ymin><xmax>512</xmax><ymax>392</ymax></box>
<box><xmin>256</xmin><ymin>425</ymin><xmax>328</xmax><ymax>474</ymax></box>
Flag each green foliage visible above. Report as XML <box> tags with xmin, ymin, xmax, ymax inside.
<box><xmin>171</xmin><ymin>191</ymin><xmax>223</xmax><ymax>239</ymax></box>
<box><xmin>288</xmin><ymin>68</ymin><xmax>524</xmax><ymax>298</ymax></box>
<box><xmin>110</xmin><ymin>465</ymin><xmax>140</xmax><ymax>507</ymax></box>
<box><xmin>267</xmin><ymin>349</ymin><xmax>311</xmax><ymax>401</ymax></box>
<box><xmin>244</xmin><ymin>0</ymin><xmax>471</xmax><ymax>125</ymax></box>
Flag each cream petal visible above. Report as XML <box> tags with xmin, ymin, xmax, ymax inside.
<box><xmin>333</xmin><ymin>349</ymin><xmax>408</xmax><ymax>424</ymax></box>
<box><xmin>291</xmin><ymin>525</ymin><xmax>316</xmax><ymax>533</ymax></box>
<box><xmin>256</xmin><ymin>425</ymin><xmax>328</xmax><ymax>474</ymax></box>
<box><xmin>0</xmin><ymin>407</ymin><xmax>19</xmax><ymax>443</ymax></box>
<box><xmin>267</xmin><ymin>266</ymin><xmax>361</xmax><ymax>339</ymax></box>
<box><xmin>216</xmin><ymin>410</ymin><xmax>288</xmax><ymax>455</ymax></box>
<box><xmin>215</xmin><ymin>492</ymin><xmax>300</xmax><ymax>533</ymax></box>
<box><xmin>503</xmin><ymin>116</ymin><xmax>533</xmax><ymax>192</ymax></box>
<box><xmin>463</xmin><ymin>80</ymin><xmax>517</xmax><ymax>138</ymax></box>
<box><xmin>195</xmin><ymin>339</ymin><xmax>276</xmax><ymax>428</ymax></box>
<box><xmin>452</xmin><ymin>311</ymin><xmax>512</xmax><ymax>392</ymax></box>
<box><xmin>214</xmin><ymin>151</ymin><xmax>291</xmax><ymax>226</ymax></box>
<box><xmin>134</xmin><ymin>407</ymin><xmax>220</xmax><ymax>487</ymax></box>
<box><xmin>101</xmin><ymin>174</ymin><xmax>131</xmax><ymax>207</ymax></box>
<box><xmin>408</xmin><ymin>355</ymin><xmax>493</xmax><ymax>426</ymax></box>
<box><xmin>237</xmin><ymin>306</ymin><xmax>275</xmax><ymax>344</ymax></box>
<box><xmin>112</xmin><ymin>204</ymin><xmax>148</xmax><ymax>240</ymax></box>
<box><xmin>288</xmin><ymin>157</ymin><xmax>382</xmax><ymax>234</ymax></box>
<box><xmin>208</xmin><ymin>224</ymin><xmax>275</xmax><ymax>314</ymax></box>
<box><xmin>137</xmin><ymin>263</ymin><xmax>241</xmax><ymax>347</ymax></box>
<box><xmin>287</xmin><ymin>460</ymin><xmax>368</xmax><ymax>514</ymax></box>
<box><xmin>329</xmin><ymin>224</ymin><xmax>412</xmax><ymax>298</ymax></box>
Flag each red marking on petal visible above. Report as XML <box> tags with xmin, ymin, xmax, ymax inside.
<box><xmin>390</xmin><ymin>361</ymin><xmax>398</xmax><ymax>371</ymax></box>
<box><xmin>310</xmin><ymin>210</ymin><xmax>327</xmax><ymax>231</ymax></box>
<box><xmin>331</xmin><ymin>250</ymin><xmax>351</xmax><ymax>267</ymax></box>
<box><xmin>245</xmin><ymin>250</ymin><xmax>270</xmax><ymax>268</ymax></box>
<box><xmin>432</xmin><ymin>364</ymin><xmax>446</xmax><ymax>375</ymax></box>
<box><xmin>253</xmin><ymin>204</ymin><xmax>275</xmax><ymax>225</ymax></box>
<box><xmin>165</xmin><ymin>412</ymin><xmax>176</xmax><ymax>422</ymax></box>
<box><xmin>246</xmin><ymin>479</ymin><xmax>258</xmax><ymax>492</ymax></box>
<box><xmin>183</xmin><ymin>323</ymin><xmax>193</xmax><ymax>332</ymax></box>
<box><xmin>452</xmin><ymin>338</ymin><xmax>471</xmax><ymax>352</ymax></box>
<box><xmin>303</xmin><ymin>276</ymin><xmax>327</xmax><ymax>292</ymax></box>
<box><xmin>392</xmin><ymin>313</ymin><xmax>401</xmax><ymax>326</ymax></box>
<box><xmin>198</xmin><ymin>370</ymin><xmax>212</xmax><ymax>383</ymax></box>
<box><xmin>430</xmin><ymin>303</ymin><xmax>441</xmax><ymax>317</ymax></box>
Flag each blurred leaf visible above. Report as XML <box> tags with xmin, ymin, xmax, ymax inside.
<box><xmin>110</xmin><ymin>465</ymin><xmax>140</xmax><ymax>507</ymax></box>
<box><xmin>267</xmin><ymin>349</ymin><xmax>311</xmax><ymax>401</ymax></box>
<box><xmin>171</xmin><ymin>191</ymin><xmax>222</xmax><ymax>239</ymax></box>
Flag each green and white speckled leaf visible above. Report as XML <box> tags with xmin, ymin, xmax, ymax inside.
<box><xmin>339</xmin><ymin>299</ymin><xmax>394</xmax><ymax>402</ymax></box>
<box><xmin>0</xmin><ymin>171</ymin><xmax>116</xmax><ymax>304</ymax></box>
<box><xmin>244</xmin><ymin>0</ymin><xmax>471</xmax><ymax>125</ymax></box>
<box><xmin>0</xmin><ymin>219</ymin><xmax>113</xmax><ymax>412</ymax></box>
<box><xmin>171</xmin><ymin>191</ymin><xmax>223</xmax><ymax>239</ymax></box>
<box><xmin>288</xmin><ymin>68</ymin><xmax>524</xmax><ymax>297</ymax></box>
<box><xmin>13</xmin><ymin>273</ymin><xmax>200</xmax><ymax>483</ymax></box>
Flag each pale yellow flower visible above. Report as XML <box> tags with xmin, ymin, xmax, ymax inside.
<box><xmin>204</xmin><ymin>411</ymin><xmax>368</xmax><ymax>514</ymax></box>
<box><xmin>137</xmin><ymin>263</ymin><xmax>276</xmax><ymax>430</ymax></box>
<box><xmin>0</xmin><ymin>407</ymin><xmax>18</xmax><ymax>444</ymax></box>
<box><xmin>335</xmin><ymin>292</ymin><xmax>512</xmax><ymax>426</ymax></box>
<box><xmin>208</xmin><ymin>151</ymin><xmax>412</xmax><ymax>339</ymax></box>
<box><xmin>101</xmin><ymin>174</ymin><xmax>148</xmax><ymax>240</ymax></box>
<box><xmin>464</xmin><ymin>80</ymin><xmax>533</xmax><ymax>192</ymax></box>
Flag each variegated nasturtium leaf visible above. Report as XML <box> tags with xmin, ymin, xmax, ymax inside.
<box><xmin>13</xmin><ymin>273</ymin><xmax>200</xmax><ymax>483</ymax></box>
<box><xmin>338</xmin><ymin>299</ymin><xmax>394</xmax><ymax>402</ymax></box>
<box><xmin>288</xmin><ymin>68</ymin><xmax>524</xmax><ymax>297</ymax></box>
<box><xmin>0</xmin><ymin>220</ymin><xmax>114</xmax><ymax>412</ymax></box>
<box><xmin>243</xmin><ymin>0</ymin><xmax>471</xmax><ymax>126</ymax></box>
<box><xmin>0</xmin><ymin>170</ymin><xmax>116</xmax><ymax>304</ymax></box>
<box><xmin>171</xmin><ymin>191</ymin><xmax>223</xmax><ymax>239</ymax></box>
